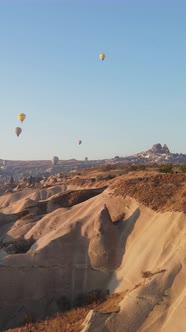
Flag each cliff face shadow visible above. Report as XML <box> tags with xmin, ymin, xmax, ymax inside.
<box><xmin>107</xmin><ymin>207</ymin><xmax>141</xmax><ymax>292</ymax></box>
<box><xmin>117</xmin><ymin>208</ymin><xmax>140</xmax><ymax>267</ymax></box>
<box><xmin>0</xmin><ymin>221</ymin><xmax>113</xmax><ymax>331</ymax></box>
<box><xmin>0</xmin><ymin>204</ymin><xmax>140</xmax><ymax>330</ymax></box>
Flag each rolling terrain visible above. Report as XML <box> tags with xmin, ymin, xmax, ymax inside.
<box><xmin>0</xmin><ymin>165</ymin><xmax>185</xmax><ymax>331</ymax></box>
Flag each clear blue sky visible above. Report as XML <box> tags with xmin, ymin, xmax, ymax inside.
<box><xmin>0</xmin><ymin>0</ymin><xmax>186</xmax><ymax>160</ymax></box>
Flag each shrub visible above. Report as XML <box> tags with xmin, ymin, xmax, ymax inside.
<box><xmin>95</xmin><ymin>174</ymin><xmax>104</xmax><ymax>182</ymax></box>
<box><xmin>74</xmin><ymin>289</ymin><xmax>109</xmax><ymax>307</ymax></box>
<box><xmin>158</xmin><ymin>165</ymin><xmax>173</xmax><ymax>173</ymax></box>
<box><xmin>179</xmin><ymin>165</ymin><xmax>186</xmax><ymax>173</ymax></box>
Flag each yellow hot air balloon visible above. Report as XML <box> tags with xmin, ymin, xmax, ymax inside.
<box><xmin>14</xmin><ymin>127</ymin><xmax>22</xmax><ymax>137</ymax></box>
<box><xmin>17</xmin><ymin>113</ymin><xmax>26</xmax><ymax>123</ymax></box>
<box><xmin>99</xmin><ymin>53</ymin><xmax>106</xmax><ymax>61</ymax></box>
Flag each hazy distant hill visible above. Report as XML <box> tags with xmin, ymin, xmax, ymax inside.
<box><xmin>0</xmin><ymin>143</ymin><xmax>186</xmax><ymax>181</ymax></box>
<box><xmin>117</xmin><ymin>143</ymin><xmax>186</xmax><ymax>164</ymax></box>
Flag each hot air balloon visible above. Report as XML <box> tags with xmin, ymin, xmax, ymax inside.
<box><xmin>51</xmin><ymin>156</ymin><xmax>59</xmax><ymax>165</ymax></box>
<box><xmin>78</xmin><ymin>140</ymin><xmax>82</xmax><ymax>145</ymax></box>
<box><xmin>17</xmin><ymin>113</ymin><xmax>26</xmax><ymax>123</ymax></box>
<box><xmin>1</xmin><ymin>165</ymin><xmax>7</xmax><ymax>170</ymax></box>
<box><xmin>99</xmin><ymin>53</ymin><xmax>106</xmax><ymax>61</ymax></box>
<box><xmin>14</xmin><ymin>127</ymin><xmax>22</xmax><ymax>137</ymax></box>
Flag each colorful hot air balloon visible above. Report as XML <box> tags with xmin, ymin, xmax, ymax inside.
<box><xmin>17</xmin><ymin>113</ymin><xmax>26</xmax><ymax>123</ymax></box>
<box><xmin>99</xmin><ymin>53</ymin><xmax>106</xmax><ymax>61</ymax></box>
<box><xmin>51</xmin><ymin>156</ymin><xmax>59</xmax><ymax>165</ymax></box>
<box><xmin>14</xmin><ymin>127</ymin><xmax>22</xmax><ymax>137</ymax></box>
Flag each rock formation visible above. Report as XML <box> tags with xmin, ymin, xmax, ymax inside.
<box><xmin>149</xmin><ymin>143</ymin><xmax>170</xmax><ymax>154</ymax></box>
<box><xmin>88</xmin><ymin>205</ymin><xmax>120</xmax><ymax>271</ymax></box>
<box><xmin>0</xmin><ymin>171</ymin><xmax>185</xmax><ymax>331</ymax></box>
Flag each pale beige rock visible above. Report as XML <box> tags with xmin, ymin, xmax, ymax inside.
<box><xmin>88</xmin><ymin>205</ymin><xmax>120</xmax><ymax>271</ymax></box>
<box><xmin>0</xmin><ymin>185</ymin><xmax>185</xmax><ymax>331</ymax></box>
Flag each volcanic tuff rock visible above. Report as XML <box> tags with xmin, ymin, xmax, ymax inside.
<box><xmin>0</xmin><ymin>171</ymin><xmax>186</xmax><ymax>331</ymax></box>
<box><xmin>88</xmin><ymin>205</ymin><xmax>120</xmax><ymax>271</ymax></box>
<box><xmin>149</xmin><ymin>143</ymin><xmax>170</xmax><ymax>154</ymax></box>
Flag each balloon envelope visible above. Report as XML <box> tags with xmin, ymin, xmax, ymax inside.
<box><xmin>14</xmin><ymin>127</ymin><xmax>22</xmax><ymax>137</ymax></box>
<box><xmin>17</xmin><ymin>113</ymin><xmax>26</xmax><ymax>123</ymax></box>
<box><xmin>78</xmin><ymin>140</ymin><xmax>82</xmax><ymax>145</ymax></box>
<box><xmin>99</xmin><ymin>53</ymin><xmax>106</xmax><ymax>61</ymax></box>
<box><xmin>51</xmin><ymin>156</ymin><xmax>59</xmax><ymax>165</ymax></box>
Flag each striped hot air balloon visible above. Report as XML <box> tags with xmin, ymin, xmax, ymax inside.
<box><xmin>17</xmin><ymin>113</ymin><xmax>26</xmax><ymax>123</ymax></box>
